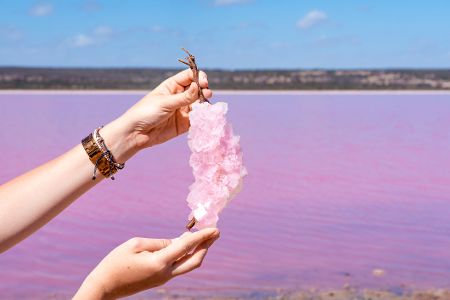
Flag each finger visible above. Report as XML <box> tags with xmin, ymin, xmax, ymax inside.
<box><xmin>171</xmin><ymin>236</ymin><xmax>218</xmax><ymax>276</ymax></box>
<box><xmin>179</xmin><ymin>104</ymin><xmax>191</xmax><ymax>118</ymax></box>
<box><xmin>181</xmin><ymin>99</ymin><xmax>202</xmax><ymax>114</ymax></box>
<box><xmin>163</xmin><ymin>69</ymin><xmax>195</xmax><ymax>93</ymax></box>
<box><xmin>156</xmin><ymin>228</ymin><xmax>219</xmax><ymax>263</ymax></box>
<box><xmin>164</xmin><ymin>82</ymin><xmax>199</xmax><ymax>110</ymax></box>
<box><xmin>184</xmin><ymin>87</ymin><xmax>213</xmax><ymax>99</ymax></box>
<box><xmin>201</xmin><ymin>88</ymin><xmax>213</xmax><ymax>99</ymax></box>
<box><xmin>183</xmin><ymin>73</ymin><xmax>210</xmax><ymax>97</ymax></box>
<box><xmin>172</xmin><ymin>104</ymin><xmax>194</xmax><ymax>135</ymax></box>
<box><xmin>170</xmin><ymin>232</ymin><xmax>192</xmax><ymax>244</ymax></box>
<box><xmin>128</xmin><ymin>237</ymin><xmax>171</xmax><ymax>253</ymax></box>
<box><xmin>169</xmin><ymin>69</ymin><xmax>208</xmax><ymax>89</ymax></box>
<box><xmin>199</xmin><ymin>71</ymin><xmax>209</xmax><ymax>89</ymax></box>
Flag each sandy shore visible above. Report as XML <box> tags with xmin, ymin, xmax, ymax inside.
<box><xmin>17</xmin><ymin>287</ymin><xmax>450</xmax><ymax>300</ymax></box>
<box><xmin>152</xmin><ymin>287</ymin><xmax>450</xmax><ymax>300</ymax></box>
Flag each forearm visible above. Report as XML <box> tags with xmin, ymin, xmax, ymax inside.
<box><xmin>73</xmin><ymin>273</ymin><xmax>107</xmax><ymax>300</ymax></box>
<box><xmin>0</xmin><ymin>117</ymin><xmax>137</xmax><ymax>253</ymax></box>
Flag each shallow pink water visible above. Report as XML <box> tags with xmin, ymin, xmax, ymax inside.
<box><xmin>1</xmin><ymin>92</ymin><xmax>450</xmax><ymax>298</ymax></box>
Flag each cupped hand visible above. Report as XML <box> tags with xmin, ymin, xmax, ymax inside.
<box><xmin>74</xmin><ymin>228</ymin><xmax>220</xmax><ymax>299</ymax></box>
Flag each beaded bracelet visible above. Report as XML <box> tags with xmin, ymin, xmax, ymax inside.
<box><xmin>81</xmin><ymin>127</ymin><xmax>125</xmax><ymax>180</ymax></box>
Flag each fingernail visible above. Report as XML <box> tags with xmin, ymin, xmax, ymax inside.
<box><xmin>205</xmin><ymin>240</ymin><xmax>214</xmax><ymax>248</ymax></box>
<box><xmin>205</xmin><ymin>236</ymin><xmax>219</xmax><ymax>248</ymax></box>
<box><xmin>209</xmin><ymin>228</ymin><xmax>220</xmax><ymax>238</ymax></box>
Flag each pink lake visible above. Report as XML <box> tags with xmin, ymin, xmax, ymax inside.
<box><xmin>1</xmin><ymin>91</ymin><xmax>450</xmax><ymax>298</ymax></box>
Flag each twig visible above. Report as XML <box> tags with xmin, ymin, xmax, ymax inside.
<box><xmin>179</xmin><ymin>48</ymin><xmax>208</xmax><ymax>103</ymax></box>
<box><xmin>179</xmin><ymin>49</ymin><xmax>208</xmax><ymax>231</ymax></box>
<box><xmin>186</xmin><ymin>217</ymin><xmax>197</xmax><ymax>231</ymax></box>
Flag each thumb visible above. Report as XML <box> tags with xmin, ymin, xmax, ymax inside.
<box><xmin>128</xmin><ymin>237</ymin><xmax>171</xmax><ymax>253</ymax></box>
<box><xmin>171</xmin><ymin>232</ymin><xmax>192</xmax><ymax>243</ymax></box>
<box><xmin>156</xmin><ymin>228</ymin><xmax>219</xmax><ymax>263</ymax></box>
<box><xmin>164</xmin><ymin>82</ymin><xmax>199</xmax><ymax>110</ymax></box>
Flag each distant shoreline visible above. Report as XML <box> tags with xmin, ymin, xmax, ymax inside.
<box><xmin>1</xmin><ymin>89</ymin><xmax>450</xmax><ymax>95</ymax></box>
<box><xmin>1</xmin><ymin>68</ymin><xmax>449</xmax><ymax>90</ymax></box>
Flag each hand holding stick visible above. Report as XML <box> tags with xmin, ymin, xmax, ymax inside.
<box><xmin>179</xmin><ymin>48</ymin><xmax>209</xmax><ymax>103</ymax></box>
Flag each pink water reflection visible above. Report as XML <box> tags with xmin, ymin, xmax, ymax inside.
<box><xmin>1</xmin><ymin>92</ymin><xmax>450</xmax><ymax>298</ymax></box>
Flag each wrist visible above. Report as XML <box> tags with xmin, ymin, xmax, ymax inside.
<box><xmin>100</xmin><ymin>117</ymin><xmax>139</xmax><ymax>164</ymax></box>
<box><xmin>74</xmin><ymin>273</ymin><xmax>107</xmax><ymax>300</ymax></box>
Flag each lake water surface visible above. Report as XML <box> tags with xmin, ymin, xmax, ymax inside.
<box><xmin>0</xmin><ymin>91</ymin><xmax>450</xmax><ymax>298</ymax></box>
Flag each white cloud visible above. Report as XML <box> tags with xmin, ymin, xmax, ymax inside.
<box><xmin>30</xmin><ymin>3</ymin><xmax>53</xmax><ymax>16</ymax></box>
<box><xmin>69</xmin><ymin>34</ymin><xmax>94</xmax><ymax>47</ymax></box>
<box><xmin>66</xmin><ymin>26</ymin><xmax>113</xmax><ymax>48</ymax></box>
<box><xmin>297</xmin><ymin>10</ymin><xmax>327</xmax><ymax>29</ymax></box>
<box><xmin>214</xmin><ymin>0</ymin><xmax>250</xmax><ymax>6</ymax></box>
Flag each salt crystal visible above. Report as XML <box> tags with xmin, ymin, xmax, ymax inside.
<box><xmin>186</xmin><ymin>101</ymin><xmax>247</xmax><ymax>229</ymax></box>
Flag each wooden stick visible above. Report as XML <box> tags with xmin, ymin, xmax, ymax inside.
<box><xmin>180</xmin><ymin>49</ymin><xmax>206</xmax><ymax>231</ymax></box>
<box><xmin>186</xmin><ymin>217</ymin><xmax>197</xmax><ymax>231</ymax></box>
<box><xmin>179</xmin><ymin>48</ymin><xmax>208</xmax><ymax>103</ymax></box>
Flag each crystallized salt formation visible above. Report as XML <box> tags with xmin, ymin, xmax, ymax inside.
<box><xmin>186</xmin><ymin>101</ymin><xmax>247</xmax><ymax>229</ymax></box>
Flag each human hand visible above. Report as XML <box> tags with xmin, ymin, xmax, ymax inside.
<box><xmin>74</xmin><ymin>228</ymin><xmax>220</xmax><ymax>300</ymax></box>
<box><xmin>99</xmin><ymin>69</ymin><xmax>212</xmax><ymax>164</ymax></box>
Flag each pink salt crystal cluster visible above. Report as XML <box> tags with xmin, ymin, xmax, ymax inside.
<box><xmin>186</xmin><ymin>101</ymin><xmax>247</xmax><ymax>229</ymax></box>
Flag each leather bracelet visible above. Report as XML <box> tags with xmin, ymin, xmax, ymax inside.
<box><xmin>82</xmin><ymin>132</ymin><xmax>119</xmax><ymax>180</ymax></box>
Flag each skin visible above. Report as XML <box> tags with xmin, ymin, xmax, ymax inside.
<box><xmin>74</xmin><ymin>229</ymin><xmax>220</xmax><ymax>299</ymax></box>
<box><xmin>0</xmin><ymin>69</ymin><xmax>217</xmax><ymax>299</ymax></box>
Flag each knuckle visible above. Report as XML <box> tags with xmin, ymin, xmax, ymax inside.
<box><xmin>157</xmin><ymin>261</ymin><xmax>167</xmax><ymax>272</ymax></box>
<box><xmin>148</xmin><ymin>256</ymin><xmax>166</xmax><ymax>271</ymax></box>
<box><xmin>161</xmin><ymin>239</ymin><xmax>171</xmax><ymax>248</ymax></box>
<box><xmin>127</xmin><ymin>237</ymin><xmax>141</xmax><ymax>250</ymax></box>
<box><xmin>186</xmin><ymin>85</ymin><xmax>198</xmax><ymax>101</ymax></box>
<box><xmin>157</xmin><ymin>262</ymin><xmax>169</xmax><ymax>274</ymax></box>
<box><xmin>183</xmin><ymin>244</ymin><xmax>192</xmax><ymax>256</ymax></box>
<box><xmin>184</xmin><ymin>91</ymin><xmax>194</xmax><ymax>101</ymax></box>
<box><xmin>164</xmin><ymin>78</ymin><xmax>183</xmax><ymax>95</ymax></box>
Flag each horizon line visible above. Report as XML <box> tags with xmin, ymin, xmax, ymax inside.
<box><xmin>1</xmin><ymin>66</ymin><xmax>450</xmax><ymax>72</ymax></box>
<box><xmin>1</xmin><ymin>89</ymin><xmax>450</xmax><ymax>95</ymax></box>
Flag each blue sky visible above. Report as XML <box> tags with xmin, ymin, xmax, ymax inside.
<box><xmin>0</xmin><ymin>0</ymin><xmax>449</xmax><ymax>69</ymax></box>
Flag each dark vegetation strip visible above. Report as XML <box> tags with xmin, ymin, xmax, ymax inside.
<box><xmin>0</xmin><ymin>67</ymin><xmax>449</xmax><ymax>90</ymax></box>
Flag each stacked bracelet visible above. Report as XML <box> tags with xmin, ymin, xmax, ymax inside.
<box><xmin>81</xmin><ymin>126</ymin><xmax>125</xmax><ymax>180</ymax></box>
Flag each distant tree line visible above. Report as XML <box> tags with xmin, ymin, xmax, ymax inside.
<box><xmin>0</xmin><ymin>67</ymin><xmax>449</xmax><ymax>90</ymax></box>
